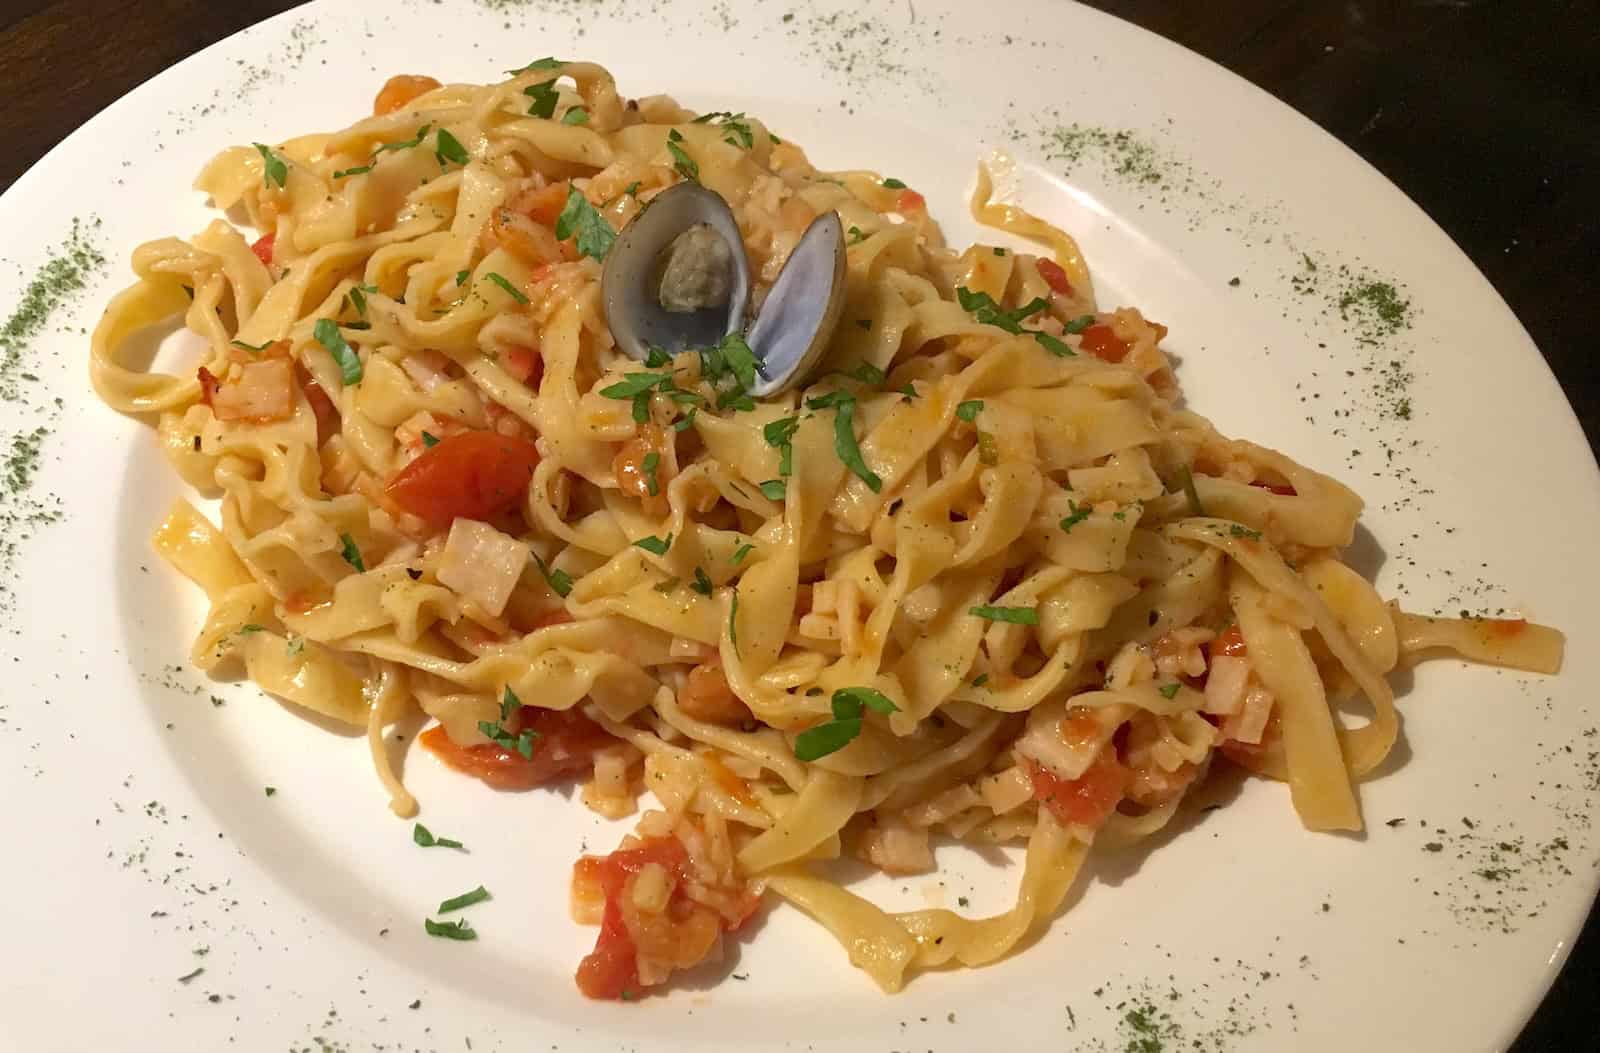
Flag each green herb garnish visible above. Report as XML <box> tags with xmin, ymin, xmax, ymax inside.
<box><xmin>421</xmin><ymin>431</ymin><xmax>440</xmax><ymax>448</ymax></box>
<box><xmin>314</xmin><ymin>318</ymin><xmax>362</xmax><ymax>385</ymax></box>
<box><xmin>230</xmin><ymin>338</ymin><xmax>274</xmax><ymax>354</ymax></box>
<box><xmin>507</xmin><ymin>57</ymin><xmax>562</xmax><ymax>75</ymax></box>
<box><xmin>955</xmin><ymin>399</ymin><xmax>983</xmax><ymax>423</ymax></box>
<box><xmin>561</xmin><ymin>107</ymin><xmax>590</xmax><ymax>126</ymax></box>
<box><xmin>532</xmin><ymin>553</ymin><xmax>573</xmax><ymax>597</ymax></box>
<box><xmin>758</xmin><ymin>479</ymin><xmax>787</xmax><ymax>501</ymax></box>
<box><xmin>1059</xmin><ymin>501</ymin><xmax>1091</xmax><ymax>533</ymax></box>
<box><xmin>413</xmin><ymin>823</ymin><xmax>465</xmax><ymax>850</ymax></box>
<box><xmin>732</xmin><ymin>542</ymin><xmax>754</xmax><ymax>564</ymax></box>
<box><xmin>881</xmin><ymin>178</ymin><xmax>906</xmax><ymax>189</ymax></box>
<box><xmin>484</xmin><ymin>272</ymin><xmax>529</xmax><ymax>305</ymax></box>
<box><xmin>634</xmin><ymin>534</ymin><xmax>672</xmax><ymax>556</ymax></box>
<box><xmin>373</xmin><ymin>123</ymin><xmax>433</xmax><ymax>158</ymax></box>
<box><xmin>332</xmin><ymin>165</ymin><xmax>371</xmax><ymax>179</ymax></box>
<box><xmin>969</xmin><ymin>605</ymin><xmax>1037</xmax><ymax>625</ymax></box>
<box><xmin>524</xmin><ymin>79</ymin><xmax>559</xmax><ymax>119</ymax></box>
<box><xmin>666</xmin><ymin>129</ymin><xmax>699</xmax><ymax>182</ymax></box>
<box><xmin>793</xmin><ymin>687</ymin><xmax>900</xmax><ymax>761</ymax></box>
<box><xmin>1157</xmin><ymin>682</ymin><xmax>1181</xmax><ymax>700</ymax></box>
<box><xmin>253</xmin><ymin>143</ymin><xmax>287</xmax><ymax>189</ymax></box>
<box><xmin>423</xmin><ymin>918</ymin><xmax>476</xmax><ymax>940</ymax></box>
<box><xmin>554</xmin><ymin>185</ymin><xmax>616</xmax><ymax>261</ymax></box>
<box><xmin>434</xmin><ymin>129</ymin><xmax>469</xmax><ymax>167</ymax></box>
<box><xmin>338</xmin><ymin>532</ymin><xmax>365</xmax><ymax>572</ymax></box>
<box><xmin>1062</xmin><ymin>314</ymin><xmax>1095</xmax><ymax>334</ymax></box>
<box><xmin>437</xmin><ymin>886</ymin><xmax>491</xmax><ymax>914</ymax></box>
<box><xmin>690</xmin><ymin>567</ymin><xmax>714</xmax><ymax>596</ymax></box>
<box><xmin>641</xmin><ymin>451</ymin><xmax>661</xmax><ymax>496</ymax></box>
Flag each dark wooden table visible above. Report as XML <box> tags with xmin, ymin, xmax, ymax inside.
<box><xmin>2</xmin><ymin>1</ymin><xmax>1594</xmax><ymax>1047</ymax></box>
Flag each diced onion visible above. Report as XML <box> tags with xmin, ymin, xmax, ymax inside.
<box><xmin>1203</xmin><ymin>655</ymin><xmax>1250</xmax><ymax>715</ymax></box>
<box><xmin>436</xmin><ymin>518</ymin><xmax>530</xmax><ymax>617</ymax></box>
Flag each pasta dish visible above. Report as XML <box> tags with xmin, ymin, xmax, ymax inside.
<box><xmin>88</xmin><ymin>60</ymin><xmax>1564</xmax><ymax>1001</ymax></box>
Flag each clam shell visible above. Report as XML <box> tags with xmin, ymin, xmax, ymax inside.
<box><xmin>601</xmin><ymin>182</ymin><xmax>752</xmax><ymax>361</ymax></box>
<box><xmin>745</xmin><ymin>211</ymin><xmax>847</xmax><ymax>397</ymax></box>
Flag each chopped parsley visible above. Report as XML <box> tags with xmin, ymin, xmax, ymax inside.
<box><xmin>314</xmin><ymin>318</ymin><xmax>363</xmax><ymax>385</ymax></box>
<box><xmin>732</xmin><ymin>542</ymin><xmax>754</xmax><ymax>564</ymax></box>
<box><xmin>507</xmin><ymin>57</ymin><xmax>562</xmax><ymax>75</ymax></box>
<box><xmin>437</xmin><ymin>886</ymin><xmax>491</xmax><ymax>914</ymax></box>
<box><xmin>338</xmin><ymin>532</ymin><xmax>365</xmax><ymax>572</ymax></box>
<box><xmin>969</xmin><ymin>605</ymin><xmax>1038</xmax><ymax>625</ymax></box>
<box><xmin>764</xmin><ymin>415</ymin><xmax>799</xmax><ymax>477</ymax></box>
<box><xmin>881</xmin><ymin>177</ymin><xmax>907</xmax><ymax>189</ymax></box>
<box><xmin>348</xmin><ymin>283</ymin><xmax>376</xmax><ymax>318</ymax></box>
<box><xmin>1228</xmin><ymin>523</ymin><xmax>1263</xmax><ymax>541</ymax></box>
<box><xmin>421</xmin><ymin>431</ymin><xmax>440</xmax><ymax>448</ymax></box>
<box><xmin>532</xmin><ymin>552</ymin><xmax>573</xmax><ymax>597</ymax></box>
<box><xmin>264</xmin><ymin>786</ymin><xmax>277</xmax><ymax>797</ymax></box>
<box><xmin>971</xmin><ymin>673</ymin><xmax>989</xmax><ymax>688</ymax></box>
<box><xmin>641</xmin><ymin>451</ymin><xmax>661</xmax><ymax>496</ymax></box>
<box><xmin>808</xmin><ymin>392</ymin><xmax>880</xmax><ymax>492</ymax></box>
<box><xmin>554</xmin><ymin>185</ymin><xmax>616</xmax><ymax>261</ymax></box>
<box><xmin>1062</xmin><ymin>314</ymin><xmax>1096</xmax><ymax>335</ymax></box>
<box><xmin>728</xmin><ymin>589</ymin><xmax>740</xmax><ymax>650</ymax></box>
<box><xmin>230</xmin><ymin>338</ymin><xmax>273</xmax><ymax>354</ymax></box>
<box><xmin>454</xmin><ymin>269</ymin><xmax>470</xmax><ymax>286</ymax></box>
<box><xmin>477</xmin><ymin>688</ymin><xmax>538</xmax><ymax>759</ymax></box>
<box><xmin>690</xmin><ymin>567</ymin><xmax>714</xmax><ymax>596</ymax></box>
<box><xmin>955</xmin><ymin>399</ymin><xmax>983</xmax><ymax>423</ymax></box>
<box><xmin>634</xmin><ymin>533</ymin><xmax>672</xmax><ymax>556</ymax></box>
<box><xmin>793</xmin><ymin>687</ymin><xmax>899</xmax><ymax>761</ymax></box>
<box><xmin>524</xmin><ymin>79</ymin><xmax>559</xmax><ymax>119</ymax></box>
<box><xmin>847</xmin><ymin>226</ymin><xmax>867</xmax><ymax>245</ymax></box>
<box><xmin>666</xmin><ymin>129</ymin><xmax>699</xmax><ymax>182</ymax></box>
<box><xmin>645</xmin><ymin>345</ymin><xmax>672</xmax><ymax>368</ymax></box>
<box><xmin>691</xmin><ymin>111</ymin><xmax>754</xmax><ymax>148</ymax></box>
<box><xmin>332</xmin><ymin>164</ymin><xmax>371</xmax><ymax>179</ymax></box>
<box><xmin>561</xmin><ymin>107</ymin><xmax>590</xmax><ymax>126</ymax></box>
<box><xmin>253</xmin><ymin>143</ymin><xmax>287</xmax><ymax>189</ymax></box>
<box><xmin>413</xmin><ymin>823</ymin><xmax>464</xmax><ymax>849</ymax></box>
<box><xmin>373</xmin><ymin>123</ymin><xmax>433</xmax><ymax>158</ymax></box>
<box><xmin>434</xmin><ymin>129</ymin><xmax>469</xmax><ymax>168</ymax></box>
<box><xmin>423</xmin><ymin>918</ymin><xmax>476</xmax><ymax>941</ymax></box>
<box><xmin>758</xmin><ymin>479</ymin><xmax>787</xmax><ymax>501</ymax></box>
<box><xmin>1059</xmin><ymin>501</ymin><xmax>1091</xmax><ymax>533</ymax></box>
<box><xmin>956</xmin><ymin>286</ymin><xmax>1072</xmax><ymax>356</ymax></box>
<box><xmin>1157</xmin><ymin>682</ymin><xmax>1181</xmax><ymax>700</ymax></box>
<box><xmin>484</xmin><ymin>271</ymin><xmax>529</xmax><ymax>305</ymax></box>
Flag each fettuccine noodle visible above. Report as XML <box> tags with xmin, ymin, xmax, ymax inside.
<box><xmin>89</xmin><ymin>61</ymin><xmax>1563</xmax><ymax>1000</ymax></box>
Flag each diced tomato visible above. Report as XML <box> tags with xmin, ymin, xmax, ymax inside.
<box><xmin>576</xmin><ymin>896</ymin><xmax>642</xmax><ymax>1000</ymax></box>
<box><xmin>896</xmin><ymin>188</ymin><xmax>925</xmax><ymax>213</ymax></box>
<box><xmin>1078</xmin><ymin>324</ymin><xmax>1129</xmax><ymax>363</ymax></box>
<box><xmin>251</xmin><ymin>232</ymin><xmax>275</xmax><ymax>267</ymax></box>
<box><xmin>420</xmin><ymin>706</ymin><xmax>618</xmax><ymax>791</ymax></box>
<box><xmin>1250</xmin><ymin>480</ymin><xmax>1296</xmax><ymax>497</ymax></box>
<box><xmin>1030</xmin><ymin>749</ymin><xmax>1128</xmax><ymax>830</ymax></box>
<box><xmin>373</xmin><ymin>73</ymin><xmax>442</xmax><ymax>116</ymax></box>
<box><xmin>1035</xmin><ymin>257</ymin><xmax>1074</xmax><ymax>296</ymax></box>
<box><xmin>1211</xmin><ymin>623</ymin><xmax>1247</xmax><ymax>659</ymax></box>
<box><xmin>385</xmin><ymin>430</ymin><xmax>540</xmax><ymax>529</ymax></box>
<box><xmin>573</xmin><ymin>837</ymin><xmax>690</xmax><ymax>1001</ymax></box>
<box><xmin>501</xmin><ymin>344</ymin><xmax>542</xmax><ymax>386</ymax></box>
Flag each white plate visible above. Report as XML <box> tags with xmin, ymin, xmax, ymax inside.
<box><xmin>3</xmin><ymin>1</ymin><xmax>1595</xmax><ymax>1049</ymax></box>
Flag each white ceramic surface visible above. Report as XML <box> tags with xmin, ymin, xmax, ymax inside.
<box><xmin>1</xmin><ymin>1</ymin><xmax>1594</xmax><ymax>1050</ymax></box>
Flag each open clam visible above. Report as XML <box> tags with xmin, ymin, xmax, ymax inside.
<box><xmin>602</xmin><ymin>182</ymin><xmax>846</xmax><ymax>397</ymax></box>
